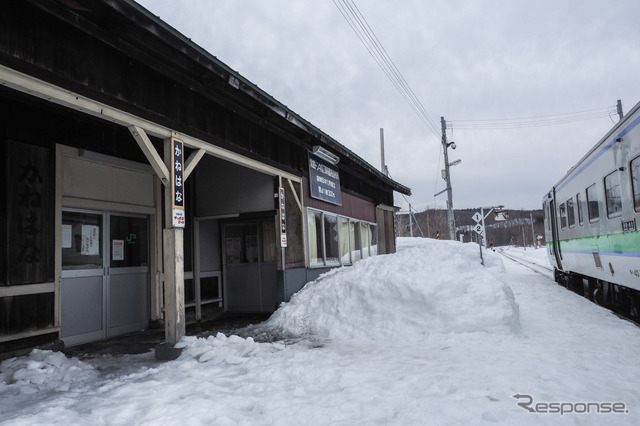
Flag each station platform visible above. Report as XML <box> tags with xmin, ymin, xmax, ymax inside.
<box><xmin>62</xmin><ymin>313</ymin><xmax>271</xmax><ymax>360</ymax></box>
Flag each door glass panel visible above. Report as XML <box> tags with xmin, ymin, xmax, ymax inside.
<box><xmin>262</xmin><ymin>220</ymin><xmax>277</xmax><ymax>262</ymax></box>
<box><xmin>109</xmin><ymin>215</ymin><xmax>149</xmax><ymax>268</ymax></box>
<box><xmin>62</xmin><ymin>212</ymin><xmax>103</xmax><ymax>270</ymax></box>
<box><xmin>225</xmin><ymin>224</ymin><xmax>259</xmax><ymax>264</ymax></box>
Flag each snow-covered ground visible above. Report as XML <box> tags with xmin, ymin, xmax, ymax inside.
<box><xmin>2</xmin><ymin>238</ymin><xmax>640</xmax><ymax>425</ymax></box>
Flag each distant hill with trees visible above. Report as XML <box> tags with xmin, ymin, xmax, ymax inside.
<box><xmin>397</xmin><ymin>208</ymin><xmax>545</xmax><ymax>247</ymax></box>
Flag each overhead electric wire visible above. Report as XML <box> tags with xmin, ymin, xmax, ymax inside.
<box><xmin>449</xmin><ymin>105</ymin><xmax>617</xmax><ymax>130</ymax></box>
<box><xmin>333</xmin><ymin>0</ymin><xmax>441</xmax><ymax>139</ymax></box>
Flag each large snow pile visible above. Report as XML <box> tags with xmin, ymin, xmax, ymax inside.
<box><xmin>261</xmin><ymin>238</ymin><xmax>519</xmax><ymax>342</ymax></box>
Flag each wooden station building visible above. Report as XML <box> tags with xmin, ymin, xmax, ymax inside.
<box><xmin>0</xmin><ymin>0</ymin><xmax>410</xmax><ymax>354</ymax></box>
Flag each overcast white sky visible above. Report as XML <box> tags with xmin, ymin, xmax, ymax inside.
<box><xmin>137</xmin><ymin>0</ymin><xmax>640</xmax><ymax>211</ymax></box>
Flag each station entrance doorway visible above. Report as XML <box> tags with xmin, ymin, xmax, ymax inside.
<box><xmin>60</xmin><ymin>210</ymin><xmax>150</xmax><ymax>346</ymax></box>
<box><xmin>222</xmin><ymin>220</ymin><xmax>277</xmax><ymax>313</ymax></box>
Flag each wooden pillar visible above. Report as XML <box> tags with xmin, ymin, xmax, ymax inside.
<box><xmin>162</xmin><ymin>138</ymin><xmax>186</xmax><ymax>345</ymax></box>
<box><xmin>162</xmin><ymin>228</ymin><xmax>185</xmax><ymax>345</ymax></box>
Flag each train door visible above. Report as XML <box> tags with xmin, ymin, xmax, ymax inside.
<box><xmin>549</xmin><ymin>191</ymin><xmax>563</xmax><ymax>270</ymax></box>
<box><xmin>60</xmin><ymin>210</ymin><xmax>149</xmax><ymax>346</ymax></box>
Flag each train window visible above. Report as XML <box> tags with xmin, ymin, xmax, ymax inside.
<box><xmin>546</xmin><ymin>202</ymin><xmax>551</xmax><ymax>230</ymax></box>
<box><xmin>586</xmin><ymin>184</ymin><xmax>599</xmax><ymax>222</ymax></box>
<box><xmin>576</xmin><ymin>193</ymin><xmax>583</xmax><ymax>225</ymax></box>
<box><xmin>567</xmin><ymin>197</ymin><xmax>575</xmax><ymax>228</ymax></box>
<box><xmin>559</xmin><ymin>202</ymin><xmax>567</xmax><ymax>229</ymax></box>
<box><xmin>604</xmin><ymin>170</ymin><xmax>622</xmax><ymax>218</ymax></box>
<box><xmin>632</xmin><ymin>156</ymin><xmax>640</xmax><ymax>212</ymax></box>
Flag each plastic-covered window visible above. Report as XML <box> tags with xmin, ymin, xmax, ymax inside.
<box><xmin>604</xmin><ymin>171</ymin><xmax>622</xmax><ymax>218</ymax></box>
<box><xmin>567</xmin><ymin>198</ymin><xmax>575</xmax><ymax>228</ymax></box>
<box><xmin>559</xmin><ymin>203</ymin><xmax>567</xmax><ymax>229</ymax></box>
<box><xmin>632</xmin><ymin>156</ymin><xmax>640</xmax><ymax>212</ymax></box>
<box><xmin>576</xmin><ymin>193</ymin><xmax>583</xmax><ymax>225</ymax></box>
<box><xmin>586</xmin><ymin>184</ymin><xmax>599</xmax><ymax>222</ymax></box>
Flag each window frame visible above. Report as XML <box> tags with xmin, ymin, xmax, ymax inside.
<box><xmin>586</xmin><ymin>183</ymin><xmax>600</xmax><ymax>223</ymax></box>
<box><xmin>559</xmin><ymin>202</ymin><xmax>567</xmax><ymax>229</ymax></box>
<box><xmin>567</xmin><ymin>197</ymin><xmax>575</xmax><ymax>228</ymax></box>
<box><xmin>576</xmin><ymin>192</ymin><xmax>583</xmax><ymax>225</ymax></box>
<box><xmin>306</xmin><ymin>207</ymin><xmax>377</xmax><ymax>268</ymax></box>
<box><xmin>604</xmin><ymin>170</ymin><xmax>623</xmax><ymax>219</ymax></box>
<box><xmin>631</xmin><ymin>155</ymin><xmax>640</xmax><ymax>213</ymax></box>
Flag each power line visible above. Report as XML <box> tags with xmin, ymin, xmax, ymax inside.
<box><xmin>449</xmin><ymin>105</ymin><xmax>617</xmax><ymax>130</ymax></box>
<box><xmin>333</xmin><ymin>0</ymin><xmax>441</xmax><ymax>139</ymax></box>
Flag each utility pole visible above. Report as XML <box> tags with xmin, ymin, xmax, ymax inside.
<box><xmin>530</xmin><ymin>212</ymin><xmax>535</xmax><ymax>249</ymax></box>
<box><xmin>441</xmin><ymin>117</ymin><xmax>455</xmax><ymax>240</ymax></box>
<box><xmin>409</xmin><ymin>203</ymin><xmax>413</xmax><ymax>237</ymax></box>
<box><xmin>380</xmin><ymin>128</ymin><xmax>386</xmax><ymax>173</ymax></box>
<box><xmin>617</xmin><ymin>100</ymin><xmax>624</xmax><ymax>121</ymax></box>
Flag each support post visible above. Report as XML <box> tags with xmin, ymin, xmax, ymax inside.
<box><xmin>617</xmin><ymin>99</ymin><xmax>624</xmax><ymax>121</ymax></box>
<box><xmin>409</xmin><ymin>203</ymin><xmax>413</xmax><ymax>237</ymax></box>
<box><xmin>530</xmin><ymin>212</ymin><xmax>536</xmax><ymax>249</ymax></box>
<box><xmin>380</xmin><ymin>128</ymin><xmax>385</xmax><ymax>173</ymax></box>
<box><xmin>441</xmin><ymin>117</ymin><xmax>455</xmax><ymax>240</ymax></box>
<box><xmin>162</xmin><ymin>228</ymin><xmax>185</xmax><ymax>345</ymax></box>
<box><xmin>155</xmin><ymin>137</ymin><xmax>187</xmax><ymax>360</ymax></box>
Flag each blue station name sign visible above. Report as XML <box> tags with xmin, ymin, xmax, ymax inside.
<box><xmin>309</xmin><ymin>153</ymin><xmax>342</xmax><ymax>205</ymax></box>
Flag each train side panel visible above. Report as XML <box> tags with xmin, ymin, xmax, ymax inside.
<box><xmin>544</xmin><ymin>101</ymin><xmax>640</xmax><ymax>293</ymax></box>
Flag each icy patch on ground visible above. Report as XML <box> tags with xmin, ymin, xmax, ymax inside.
<box><xmin>177</xmin><ymin>333</ymin><xmax>285</xmax><ymax>364</ymax></box>
<box><xmin>261</xmin><ymin>238</ymin><xmax>519</xmax><ymax>342</ymax></box>
<box><xmin>0</xmin><ymin>350</ymin><xmax>98</xmax><ymax>394</ymax></box>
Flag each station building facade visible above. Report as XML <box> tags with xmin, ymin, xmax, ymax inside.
<box><xmin>0</xmin><ymin>0</ymin><xmax>410</xmax><ymax>353</ymax></box>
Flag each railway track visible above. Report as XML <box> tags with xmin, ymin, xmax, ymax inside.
<box><xmin>498</xmin><ymin>248</ymin><xmax>640</xmax><ymax>327</ymax></box>
<box><xmin>497</xmin><ymin>249</ymin><xmax>554</xmax><ymax>279</ymax></box>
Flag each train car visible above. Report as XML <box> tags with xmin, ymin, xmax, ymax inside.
<box><xmin>543</xmin><ymin>100</ymin><xmax>640</xmax><ymax>317</ymax></box>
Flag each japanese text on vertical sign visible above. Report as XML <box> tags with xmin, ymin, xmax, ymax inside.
<box><xmin>171</xmin><ymin>138</ymin><xmax>184</xmax><ymax>210</ymax></box>
<box><xmin>16</xmin><ymin>159</ymin><xmax>44</xmax><ymax>264</ymax></box>
<box><xmin>171</xmin><ymin>138</ymin><xmax>185</xmax><ymax>228</ymax></box>
<box><xmin>279</xmin><ymin>186</ymin><xmax>287</xmax><ymax>247</ymax></box>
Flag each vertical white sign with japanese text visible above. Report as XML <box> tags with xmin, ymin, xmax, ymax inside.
<box><xmin>171</xmin><ymin>137</ymin><xmax>185</xmax><ymax>228</ymax></box>
<box><xmin>279</xmin><ymin>186</ymin><xmax>287</xmax><ymax>247</ymax></box>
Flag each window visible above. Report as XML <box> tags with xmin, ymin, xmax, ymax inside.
<box><xmin>559</xmin><ymin>202</ymin><xmax>567</xmax><ymax>229</ymax></box>
<box><xmin>307</xmin><ymin>210</ymin><xmax>323</xmax><ymax>266</ymax></box>
<box><xmin>370</xmin><ymin>224</ymin><xmax>378</xmax><ymax>256</ymax></box>
<box><xmin>350</xmin><ymin>220</ymin><xmax>361</xmax><ymax>262</ymax></box>
<box><xmin>604</xmin><ymin>171</ymin><xmax>622</xmax><ymax>218</ymax></box>
<box><xmin>323</xmin><ymin>214</ymin><xmax>339</xmax><ymax>264</ymax></box>
<box><xmin>545</xmin><ymin>201</ymin><xmax>551</xmax><ymax>231</ymax></box>
<box><xmin>361</xmin><ymin>222</ymin><xmax>370</xmax><ymax>259</ymax></box>
<box><xmin>338</xmin><ymin>217</ymin><xmax>351</xmax><ymax>264</ymax></box>
<box><xmin>567</xmin><ymin>198</ymin><xmax>575</xmax><ymax>228</ymax></box>
<box><xmin>632</xmin><ymin>156</ymin><xmax>640</xmax><ymax>212</ymax></box>
<box><xmin>576</xmin><ymin>193</ymin><xmax>583</xmax><ymax>225</ymax></box>
<box><xmin>307</xmin><ymin>208</ymin><xmax>377</xmax><ymax>267</ymax></box>
<box><xmin>586</xmin><ymin>184</ymin><xmax>599</xmax><ymax>222</ymax></box>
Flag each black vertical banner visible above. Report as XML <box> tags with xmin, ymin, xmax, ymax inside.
<box><xmin>6</xmin><ymin>141</ymin><xmax>53</xmax><ymax>285</ymax></box>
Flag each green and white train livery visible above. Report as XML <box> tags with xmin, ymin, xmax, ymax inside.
<box><xmin>543</xmin><ymin>100</ymin><xmax>640</xmax><ymax>316</ymax></box>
